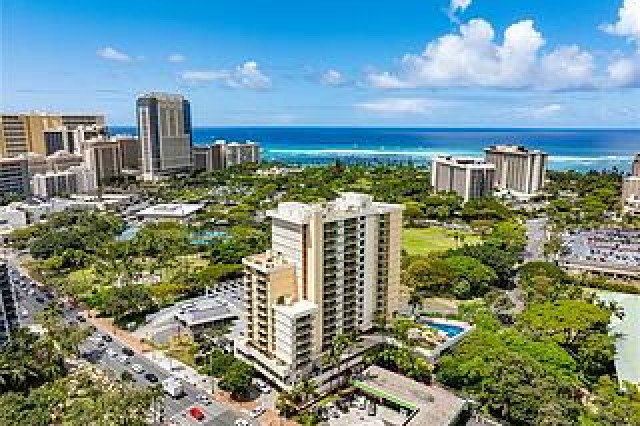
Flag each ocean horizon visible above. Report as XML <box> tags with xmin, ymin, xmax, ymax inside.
<box><xmin>111</xmin><ymin>127</ymin><xmax>640</xmax><ymax>172</ymax></box>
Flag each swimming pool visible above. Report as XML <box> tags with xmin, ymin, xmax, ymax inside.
<box><xmin>419</xmin><ymin>320</ymin><xmax>465</xmax><ymax>338</ymax></box>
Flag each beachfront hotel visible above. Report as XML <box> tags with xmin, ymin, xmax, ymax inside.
<box><xmin>193</xmin><ymin>140</ymin><xmax>261</xmax><ymax>172</ymax></box>
<box><xmin>236</xmin><ymin>193</ymin><xmax>405</xmax><ymax>388</ymax></box>
<box><xmin>431</xmin><ymin>156</ymin><xmax>495</xmax><ymax>202</ymax></box>
<box><xmin>484</xmin><ymin>144</ymin><xmax>547</xmax><ymax>195</ymax></box>
<box><xmin>136</xmin><ymin>92</ymin><xmax>192</xmax><ymax>181</ymax></box>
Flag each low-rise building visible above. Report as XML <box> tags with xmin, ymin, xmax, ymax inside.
<box><xmin>136</xmin><ymin>203</ymin><xmax>204</xmax><ymax>223</ymax></box>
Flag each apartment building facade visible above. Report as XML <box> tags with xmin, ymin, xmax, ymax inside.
<box><xmin>136</xmin><ymin>93</ymin><xmax>192</xmax><ymax>180</ymax></box>
<box><xmin>31</xmin><ymin>166</ymin><xmax>95</xmax><ymax>198</ymax></box>
<box><xmin>431</xmin><ymin>156</ymin><xmax>496</xmax><ymax>202</ymax></box>
<box><xmin>83</xmin><ymin>136</ymin><xmax>122</xmax><ymax>186</ymax></box>
<box><xmin>0</xmin><ymin>262</ymin><xmax>19</xmax><ymax>346</ymax></box>
<box><xmin>0</xmin><ymin>157</ymin><xmax>29</xmax><ymax>198</ymax></box>
<box><xmin>192</xmin><ymin>140</ymin><xmax>261</xmax><ymax>172</ymax></box>
<box><xmin>1</xmin><ymin>113</ymin><xmax>104</xmax><ymax>157</ymax></box>
<box><xmin>238</xmin><ymin>193</ymin><xmax>404</xmax><ymax>388</ymax></box>
<box><xmin>484</xmin><ymin>144</ymin><xmax>547</xmax><ymax>195</ymax></box>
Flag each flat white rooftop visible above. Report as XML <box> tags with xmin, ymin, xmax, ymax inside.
<box><xmin>137</xmin><ymin>203</ymin><xmax>204</xmax><ymax>218</ymax></box>
<box><xmin>268</xmin><ymin>192</ymin><xmax>403</xmax><ymax>224</ymax></box>
<box><xmin>273</xmin><ymin>300</ymin><xmax>318</xmax><ymax>317</ymax></box>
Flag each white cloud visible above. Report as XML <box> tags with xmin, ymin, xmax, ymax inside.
<box><xmin>320</xmin><ymin>69</ymin><xmax>347</xmax><ymax>86</ymax></box>
<box><xmin>168</xmin><ymin>53</ymin><xmax>186</xmax><ymax>63</ymax></box>
<box><xmin>607</xmin><ymin>54</ymin><xmax>640</xmax><ymax>87</ymax></box>
<box><xmin>367</xmin><ymin>19</ymin><xmax>602</xmax><ymax>91</ymax></box>
<box><xmin>602</xmin><ymin>0</ymin><xmax>640</xmax><ymax>44</ymax></box>
<box><xmin>97</xmin><ymin>46</ymin><xmax>131</xmax><ymax>62</ymax></box>
<box><xmin>529</xmin><ymin>103</ymin><xmax>564</xmax><ymax>119</ymax></box>
<box><xmin>228</xmin><ymin>61</ymin><xmax>272</xmax><ymax>89</ymax></box>
<box><xmin>355</xmin><ymin>98</ymin><xmax>436</xmax><ymax>115</ymax></box>
<box><xmin>538</xmin><ymin>46</ymin><xmax>595</xmax><ymax>90</ymax></box>
<box><xmin>448</xmin><ymin>0</ymin><xmax>472</xmax><ymax>22</ymax></box>
<box><xmin>180</xmin><ymin>61</ymin><xmax>271</xmax><ymax>89</ymax></box>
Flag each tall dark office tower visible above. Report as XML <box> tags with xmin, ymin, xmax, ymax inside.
<box><xmin>136</xmin><ymin>93</ymin><xmax>192</xmax><ymax>181</ymax></box>
<box><xmin>0</xmin><ymin>261</ymin><xmax>19</xmax><ymax>345</ymax></box>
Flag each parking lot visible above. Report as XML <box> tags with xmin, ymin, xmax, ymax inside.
<box><xmin>562</xmin><ymin>229</ymin><xmax>640</xmax><ymax>268</ymax></box>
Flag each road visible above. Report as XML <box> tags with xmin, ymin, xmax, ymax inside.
<box><xmin>6</xmin><ymin>260</ymin><xmax>258</xmax><ymax>426</ymax></box>
<box><xmin>524</xmin><ymin>217</ymin><xmax>547</xmax><ymax>261</ymax></box>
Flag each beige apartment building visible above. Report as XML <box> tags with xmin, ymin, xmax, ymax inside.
<box><xmin>0</xmin><ymin>113</ymin><xmax>104</xmax><ymax>158</ymax></box>
<box><xmin>237</xmin><ymin>193</ymin><xmax>404</xmax><ymax>388</ymax></box>
<box><xmin>431</xmin><ymin>156</ymin><xmax>495</xmax><ymax>202</ymax></box>
<box><xmin>484</xmin><ymin>144</ymin><xmax>547</xmax><ymax>195</ymax></box>
<box><xmin>83</xmin><ymin>136</ymin><xmax>122</xmax><ymax>186</ymax></box>
<box><xmin>192</xmin><ymin>140</ymin><xmax>261</xmax><ymax>172</ymax></box>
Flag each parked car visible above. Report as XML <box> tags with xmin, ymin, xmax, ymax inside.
<box><xmin>249</xmin><ymin>406</ymin><xmax>266</xmax><ymax>418</ymax></box>
<box><xmin>234</xmin><ymin>420</ymin><xmax>250</xmax><ymax>426</ymax></box>
<box><xmin>117</xmin><ymin>354</ymin><xmax>130</xmax><ymax>364</ymax></box>
<box><xmin>106</xmin><ymin>348</ymin><xmax>118</xmax><ymax>358</ymax></box>
<box><xmin>189</xmin><ymin>407</ymin><xmax>205</xmax><ymax>421</ymax></box>
<box><xmin>144</xmin><ymin>373</ymin><xmax>159</xmax><ymax>383</ymax></box>
<box><xmin>131</xmin><ymin>364</ymin><xmax>144</xmax><ymax>374</ymax></box>
<box><xmin>101</xmin><ymin>334</ymin><xmax>113</xmax><ymax>342</ymax></box>
<box><xmin>122</xmin><ymin>347</ymin><xmax>134</xmax><ymax>356</ymax></box>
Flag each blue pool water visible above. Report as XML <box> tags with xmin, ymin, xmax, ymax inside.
<box><xmin>117</xmin><ymin>226</ymin><xmax>141</xmax><ymax>242</ymax></box>
<box><xmin>421</xmin><ymin>320</ymin><xmax>465</xmax><ymax>338</ymax></box>
<box><xmin>190</xmin><ymin>230</ymin><xmax>228</xmax><ymax>245</ymax></box>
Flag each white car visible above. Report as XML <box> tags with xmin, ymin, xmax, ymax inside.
<box><xmin>106</xmin><ymin>348</ymin><xmax>118</xmax><ymax>358</ymax></box>
<box><xmin>21</xmin><ymin>309</ymin><xmax>29</xmax><ymax>317</ymax></box>
<box><xmin>131</xmin><ymin>364</ymin><xmax>144</xmax><ymax>374</ymax></box>
<box><xmin>117</xmin><ymin>354</ymin><xmax>130</xmax><ymax>364</ymax></box>
<box><xmin>234</xmin><ymin>420</ymin><xmax>250</xmax><ymax>426</ymax></box>
<box><xmin>249</xmin><ymin>406</ymin><xmax>265</xmax><ymax>418</ymax></box>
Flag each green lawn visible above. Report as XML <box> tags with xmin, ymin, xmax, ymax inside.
<box><xmin>403</xmin><ymin>227</ymin><xmax>481</xmax><ymax>255</ymax></box>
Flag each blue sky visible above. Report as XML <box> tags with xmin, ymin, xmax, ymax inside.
<box><xmin>2</xmin><ymin>0</ymin><xmax>639</xmax><ymax>126</ymax></box>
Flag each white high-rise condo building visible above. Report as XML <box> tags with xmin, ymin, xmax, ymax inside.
<box><xmin>237</xmin><ymin>193</ymin><xmax>404</xmax><ymax>388</ymax></box>
<box><xmin>136</xmin><ymin>93</ymin><xmax>192</xmax><ymax>180</ymax></box>
<box><xmin>431</xmin><ymin>156</ymin><xmax>495</xmax><ymax>202</ymax></box>
<box><xmin>484</xmin><ymin>144</ymin><xmax>547</xmax><ymax>195</ymax></box>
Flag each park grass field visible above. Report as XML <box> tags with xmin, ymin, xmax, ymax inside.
<box><xmin>403</xmin><ymin>227</ymin><xmax>481</xmax><ymax>256</ymax></box>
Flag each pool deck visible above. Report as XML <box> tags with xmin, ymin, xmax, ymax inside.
<box><xmin>354</xmin><ymin>366</ymin><xmax>466</xmax><ymax>426</ymax></box>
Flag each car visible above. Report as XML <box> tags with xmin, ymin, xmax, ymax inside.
<box><xmin>102</xmin><ymin>334</ymin><xmax>113</xmax><ymax>342</ymax></box>
<box><xmin>35</xmin><ymin>296</ymin><xmax>45</xmax><ymax>303</ymax></box>
<box><xmin>197</xmin><ymin>394</ymin><xmax>212</xmax><ymax>405</ymax></box>
<box><xmin>122</xmin><ymin>347</ymin><xmax>135</xmax><ymax>356</ymax></box>
<box><xmin>249</xmin><ymin>406</ymin><xmax>266</xmax><ymax>418</ymax></box>
<box><xmin>189</xmin><ymin>407</ymin><xmax>205</xmax><ymax>421</ymax></box>
<box><xmin>21</xmin><ymin>309</ymin><xmax>29</xmax><ymax>317</ymax></box>
<box><xmin>144</xmin><ymin>373</ymin><xmax>159</xmax><ymax>383</ymax></box>
<box><xmin>106</xmin><ymin>348</ymin><xmax>118</xmax><ymax>358</ymax></box>
<box><xmin>117</xmin><ymin>354</ymin><xmax>130</xmax><ymax>364</ymax></box>
<box><xmin>234</xmin><ymin>419</ymin><xmax>250</xmax><ymax>426</ymax></box>
<box><xmin>76</xmin><ymin>314</ymin><xmax>86</xmax><ymax>322</ymax></box>
<box><xmin>131</xmin><ymin>364</ymin><xmax>144</xmax><ymax>374</ymax></box>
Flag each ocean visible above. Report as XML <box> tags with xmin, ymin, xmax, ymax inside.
<box><xmin>110</xmin><ymin>127</ymin><xmax>640</xmax><ymax>172</ymax></box>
